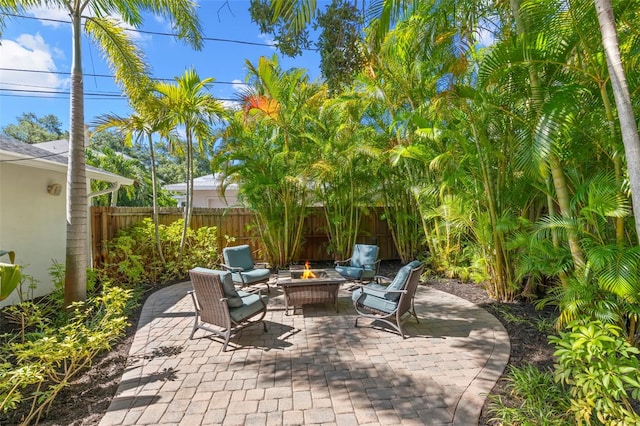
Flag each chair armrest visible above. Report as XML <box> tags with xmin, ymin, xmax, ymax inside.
<box><xmin>352</xmin><ymin>283</ymin><xmax>387</xmax><ymax>297</ymax></box>
<box><xmin>363</xmin><ymin>259</ymin><xmax>381</xmax><ymax>270</ymax></box>
<box><xmin>374</xmin><ymin>275</ymin><xmax>392</xmax><ymax>284</ymax></box>
<box><xmin>334</xmin><ymin>258</ymin><xmax>352</xmax><ymax>266</ymax></box>
<box><xmin>220</xmin><ymin>263</ymin><xmax>243</xmax><ymax>272</ymax></box>
<box><xmin>383</xmin><ymin>288</ymin><xmax>407</xmax><ymax>294</ymax></box>
<box><xmin>372</xmin><ymin>259</ymin><xmax>381</xmax><ymax>273</ymax></box>
<box><xmin>254</xmin><ymin>262</ymin><xmax>269</xmax><ymax>269</ymax></box>
<box><xmin>188</xmin><ymin>289</ymin><xmax>228</xmax><ymax>303</ymax></box>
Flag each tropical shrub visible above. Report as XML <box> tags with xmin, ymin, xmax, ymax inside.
<box><xmin>0</xmin><ymin>285</ymin><xmax>132</xmax><ymax>424</ymax></box>
<box><xmin>99</xmin><ymin>218</ymin><xmax>218</xmax><ymax>287</ymax></box>
<box><xmin>549</xmin><ymin>319</ymin><xmax>640</xmax><ymax>425</ymax></box>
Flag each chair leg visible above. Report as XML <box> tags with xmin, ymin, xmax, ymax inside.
<box><xmin>222</xmin><ymin>329</ymin><xmax>231</xmax><ymax>352</ymax></box>
<box><xmin>190</xmin><ymin>314</ymin><xmax>199</xmax><ymax>340</ymax></box>
<box><xmin>395</xmin><ymin>313</ymin><xmax>406</xmax><ymax>339</ymax></box>
<box><xmin>411</xmin><ymin>298</ymin><xmax>419</xmax><ymax>323</ymax></box>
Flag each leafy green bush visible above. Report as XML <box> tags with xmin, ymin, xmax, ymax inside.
<box><xmin>99</xmin><ymin>218</ymin><xmax>218</xmax><ymax>287</ymax></box>
<box><xmin>0</xmin><ymin>285</ymin><xmax>132</xmax><ymax>424</ymax></box>
<box><xmin>549</xmin><ymin>319</ymin><xmax>640</xmax><ymax>425</ymax></box>
<box><xmin>488</xmin><ymin>363</ymin><xmax>570</xmax><ymax>425</ymax></box>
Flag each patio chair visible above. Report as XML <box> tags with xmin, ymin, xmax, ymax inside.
<box><xmin>222</xmin><ymin>245</ymin><xmax>271</xmax><ymax>292</ymax></box>
<box><xmin>334</xmin><ymin>244</ymin><xmax>381</xmax><ymax>282</ymax></box>
<box><xmin>188</xmin><ymin>267</ymin><xmax>269</xmax><ymax>351</ymax></box>
<box><xmin>352</xmin><ymin>260</ymin><xmax>424</xmax><ymax>338</ymax></box>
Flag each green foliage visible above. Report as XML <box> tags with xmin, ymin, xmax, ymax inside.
<box><xmin>217</xmin><ymin>56</ymin><xmax>321</xmax><ymax>266</ymax></box>
<box><xmin>315</xmin><ymin>0</ymin><xmax>366</xmax><ymax>94</ymax></box>
<box><xmin>1</xmin><ymin>113</ymin><xmax>68</xmax><ymax>143</ymax></box>
<box><xmin>99</xmin><ymin>218</ymin><xmax>218</xmax><ymax>286</ymax></box>
<box><xmin>0</xmin><ymin>263</ymin><xmax>21</xmax><ymax>302</ymax></box>
<box><xmin>549</xmin><ymin>320</ymin><xmax>640</xmax><ymax>425</ymax></box>
<box><xmin>488</xmin><ymin>364</ymin><xmax>570</xmax><ymax>425</ymax></box>
<box><xmin>86</xmin><ymin>130</ymin><xmax>180</xmax><ymax>207</ymax></box>
<box><xmin>249</xmin><ymin>0</ymin><xmax>311</xmax><ymax>57</ymax></box>
<box><xmin>0</xmin><ymin>285</ymin><xmax>132</xmax><ymax>424</ymax></box>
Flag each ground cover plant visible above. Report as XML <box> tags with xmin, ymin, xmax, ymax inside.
<box><xmin>0</xmin><ymin>285</ymin><xmax>132</xmax><ymax>425</ymax></box>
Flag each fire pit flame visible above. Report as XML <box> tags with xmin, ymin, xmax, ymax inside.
<box><xmin>301</xmin><ymin>260</ymin><xmax>316</xmax><ymax>279</ymax></box>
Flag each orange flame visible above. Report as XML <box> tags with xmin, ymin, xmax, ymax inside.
<box><xmin>301</xmin><ymin>260</ymin><xmax>316</xmax><ymax>279</ymax></box>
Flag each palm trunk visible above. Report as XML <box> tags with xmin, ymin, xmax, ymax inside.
<box><xmin>594</xmin><ymin>0</ymin><xmax>640</xmax><ymax>244</ymax></box>
<box><xmin>64</xmin><ymin>12</ymin><xmax>88</xmax><ymax>306</ymax></box>
<box><xmin>511</xmin><ymin>0</ymin><xmax>585</xmax><ymax>269</ymax></box>
<box><xmin>148</xmin><ymin>133</ymin><xmax>165</xmax><ymax>266</ymax></box>
<box><xmin>180</xmin><ymin>128</ymin><xmax>193</xmax><ymax>258</ymax></box>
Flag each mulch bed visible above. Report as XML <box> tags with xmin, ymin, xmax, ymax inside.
<box><xmin>1</xmin><ymin>260</ymin><xmax>557</xmax><ymax>425</ymax></box>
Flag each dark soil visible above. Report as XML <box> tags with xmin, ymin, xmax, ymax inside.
<box><xmin>1</xmin><ymin>260</ymin><xmax>557</xmax><ymax>425</ymax></box>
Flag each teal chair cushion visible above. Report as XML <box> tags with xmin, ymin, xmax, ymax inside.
<box><xmin>385</xmin><ymin>261</ymin><xmax>422</xmax><ymax>301</ymax></box>
<box><xmin>231</xmin><ymin>268</ymin><xmax>271</xmax><ymax>284</ymax></box>
<box><xmin>351</xmin><ymin>244</ymin><xmax>379</xmax><ymax>268</ymax></box>
<box><xmin>351</xmin><ymin>287</ymin><xmax>397</xmax><ymax>314</ymax></box>
<box><xmin>223</xmin><ymin>245</ymin><xmax>255</xmax><ymax>271</ymax></box>
<box><xmin>335</xmin><ymin>265</ymin><xmax>376</xmax><ymax>281</ymax></box>
<box><xmin>230</xmin><ymin>291</ymin><xmax>269</xmax><ymax>322</ymax></box>
<box><xmin>191</xmin><ymin>267</ymin><xmax>243</xmax><ymax>308</ymax></box>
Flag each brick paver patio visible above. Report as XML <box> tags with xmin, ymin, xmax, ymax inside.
<box><xmin>100</xmin><ymin>279</ymin><xmax>509</xmax><ymax>425</ymax></box>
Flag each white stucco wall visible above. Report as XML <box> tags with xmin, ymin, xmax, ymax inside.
<box><xmin>0</xmin><ymin>163</ymin><xmax>67</xmax><ymax>307</ymax></box>
<box><xmin>202</xmin><ymin>188</ymin><xmax>241</xmax><ymax>208</ymax></box>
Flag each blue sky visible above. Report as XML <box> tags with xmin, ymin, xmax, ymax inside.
<box><xmin>0</xmin><ymin>0</ymin><xmax>323</xmax><ymax>131</ymax></box>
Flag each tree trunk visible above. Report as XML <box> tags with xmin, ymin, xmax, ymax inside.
<box><xmin>594</xmin><ymin>0</ymin><xmax>640</xmax><ymax>244</ymax></box>
<box><xmin>511</xmin><ymin>0</ymin><xmax>585</xmax><ymax>269</ymax></box>
<box><xmin>148</xmin><ymin>133</ymin><xmax>165</xmax><ymax>266</ymax></box>
<box><xmin>64</xmin><ymin>12</ymin><xmax>88</xmax><ymax>305</ymax></box>
<box><xmin>180</xmin><ymin>127</ymin><xmax>194</xmax><ymax>258</ymax></box>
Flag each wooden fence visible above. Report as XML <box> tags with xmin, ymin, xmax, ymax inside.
<box><xmin>91</xmin><ymin>206</ymin><xmax>399</xmax><ymax>266</ymax></box>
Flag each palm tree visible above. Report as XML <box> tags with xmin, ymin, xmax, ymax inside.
<box><xmin>307</xmin><ymin>92</ymin><xmax>379</xmax><ymax>259</ymax></box>
<box><xmin>216</xmin><ymin>56</ymin><xmax>324</xmax><ymax>266</ymax></box>
<box><xmin>154</xmin><ymin>68</ymin><xmax>225</xmax><ymax>256</ymax></box>
<box><xmin>93</xmin><ymin>96</ymin><xmax>171</xmax><ymax>265</ymax></box>
<box><xmin>0</xmin><ymin>1</ymin><xmax>203</xmax><ymax>305</ymax></box>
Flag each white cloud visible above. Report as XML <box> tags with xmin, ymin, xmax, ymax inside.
<box><xmin>258</xmin><ymin>33</ymin><xmax>276</xmax><ymax>49</ymax></box>
<box><xmin>30</xmin><ymin>6</ymin><xmax>70</xmax><ymax>28</ymax></box>
<box><xmin>221</xmin><ymin>99</ymin><xmax>241</xmax><ymax>111</ymax></box>
<box><xmin>0</xmin><ymin>34</ymin><xmax>68</xmax><ymax>94</ymax></box>
<box><xmin>232</xmin><ymin>79</ymin><xmax>248</xmax><ymax>92</ymax></box>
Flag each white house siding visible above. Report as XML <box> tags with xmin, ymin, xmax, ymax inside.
<box><xmin>0</xmin><ymin>163</ymin><xmax>66</xmax><ymax>307</ymax></box>
<box><xmin>164</xmin><ymin>174</ymin><xmax>243</xmax><ymax>208</ymax></box>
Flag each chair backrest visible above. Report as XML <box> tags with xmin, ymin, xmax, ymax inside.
<box><xmin>386</xmin><ymin>261</ymin><xmax>423</xmax><ymax>301</ymax></box>
<box><xmin>351</xmin><ymin>244</ymin><xmax>379</xmax><ymax>268</ymax></box>
<box><xmin>223</xmin><ymin>245</ymin><xmax>255</xmax><ymax>270</ymax></box>
<box><xmin>396</xmin><ymin>263</ymin><xmax>425</xmax><ymax>316</ymax></box>
<box><xmin>191</xmin><ymin>267</ymin><xmax>243</xmax><ymax>307</ymax></box>
<box><xmin>189</xmin><ymin>269</ymin><xmax>232</xmax><ymax>329</ymax></box>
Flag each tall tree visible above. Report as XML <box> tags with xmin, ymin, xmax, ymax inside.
<box><xmin>2</xmin><ymin>113</ymin><xmax>69</xmax><ymax>143</ymax></box>
<box><xmin>0</xmin><ymin>1</ymin><xmax>203</xmax><ymax>305</ymax></box>
<box><xmin>93</xmin><ymin>99</ymin><xmax>174</xmax><ymax>264</ymax></box>
<box><xmin>217</xmin><ymin>56</ymin><xmax>324</xmax><ymax>266</ymax></box>
<box><xmin>154</xmin><ymin>68</ymin><xmax>224</xmax><ymax>256</ymax></box>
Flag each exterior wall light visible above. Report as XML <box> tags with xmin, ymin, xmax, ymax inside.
<box><xmin>47</xmin><ymin>183</ymin><xmax>62</xmax><ymax>196</ymax></box>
